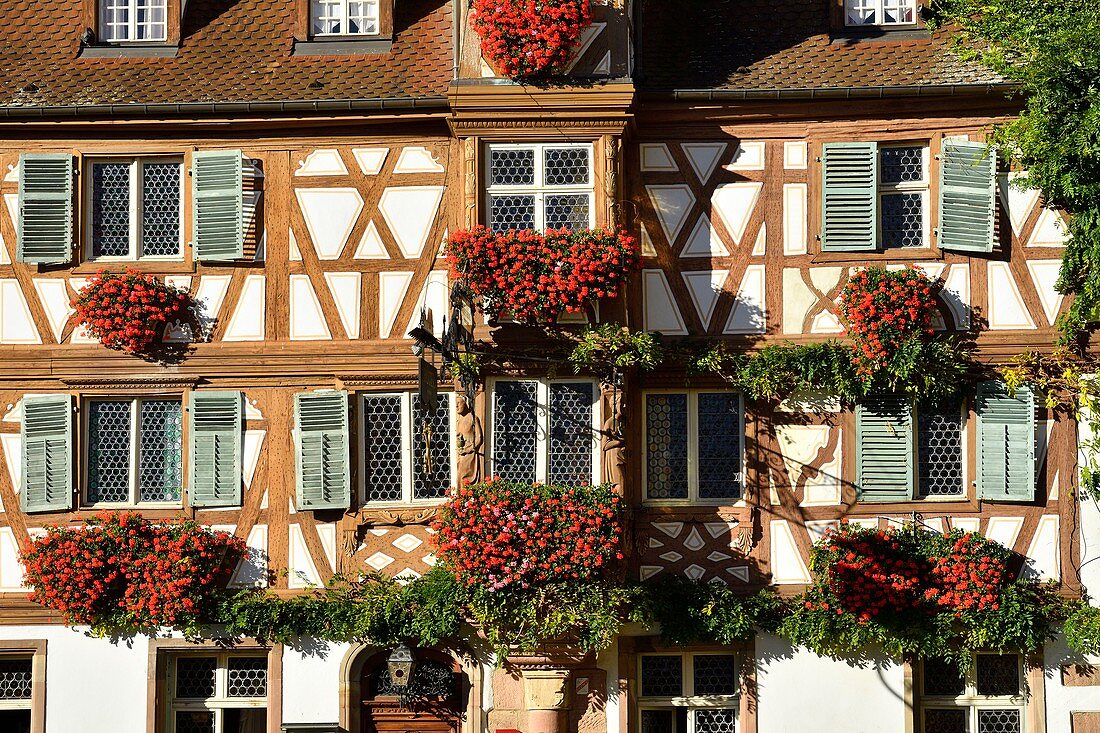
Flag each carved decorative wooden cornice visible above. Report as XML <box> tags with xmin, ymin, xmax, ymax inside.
<box><xmin>349</xmin><ymin>506</ymin><xmax>438</xmax><ymax>527</ymax></box>
<box><xmin>60</xmin><ymin>375</ymin><xmax>200</xmax><ymax>390</ymax></box>
<box><xmin>334</xmin><ymin>374</ymin><xmax>421</xmax><ymax>389</ymax></box>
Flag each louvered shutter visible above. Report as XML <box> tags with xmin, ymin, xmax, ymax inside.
<box><xmin>21</xmin><ymin>395</ymin><xmax>72</xmax><ymax>513</ymax></box>
<box><xmin>939</xmin><ymin>141</ymin><xmax>997</xmax><ymax>252</ymax></box>
<box><xmin>295</xmin><ymin>391</ymin><xmax>351</xmax><ymax>510</ymax></box>
<box><xmin>820</xmin><ymin>142</ymin><xmax>878</xmax><ymax>251</ymax></box>
<box><xmin>856</xmin><ymin>394</ymin><xmax>913</xmax><ymax>502</ymax></box>
<box><xmin>17</xmin><ymin>153</ymin><xmax>74</xmax><ymax>264</ymax></box>
<box><xmin>976</xmin><ymin>381</ymin><xmax>1035</xmax><ymax>501</ymax></box>
<box><xmin>188</xmin><ymin>391</ymin><xmax>242</xmax><ymax>507</ymax></box>
<box><xmin>192</xmin><ymin>150</ymin><xmax>243</xmax><ymax>261</ymax></box>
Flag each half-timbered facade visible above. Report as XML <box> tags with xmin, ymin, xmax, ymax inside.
<box><xmin>0</xmin><ymin>1</ymin><xmax>1096</xmax><ymax>733</ymax></box>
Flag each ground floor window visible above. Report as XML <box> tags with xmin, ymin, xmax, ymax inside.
<box><xmin>919</xmin><ymin>653</ymin><xmax>1024</xmax><ymax>733</ymax></box>
<box><xmin>639</xmin><ymin>652</ymin><xmax>738</xmax><ymax>733</ymax></box>
<box><xmin>167</xmin><ymin>653</ymin><xmax>268</xmax><ymax>733</ymax></box>
<box><xmin>0</xmin><ymin>657</ymin><xmax>33</xmax><ymax>733</ymax></box>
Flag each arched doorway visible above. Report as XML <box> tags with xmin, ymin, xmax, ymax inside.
<box><xmin>359</xmin><ymin>649</ymin><xmax>468</xmax><ymax>733</ymax></box>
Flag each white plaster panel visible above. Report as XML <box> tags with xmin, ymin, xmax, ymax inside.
<box><xmin>775</xmin><ymin>424</ymin><xmax>841</xmax><ymax>506</ymax></box>
<box><xmin>289</xmin><ymin>228</ymin><xmax>302</xmax><ymax>261</ymax></box>
<box><xmin>353</xmin><ymin>220</ymin><xmax>389</xmax><ymax>259</ymax></box>
<box><xmin>943</xmin><ymin>263</ymin><xmax>971</xmax><ymax>329</ymax></box>
<box><xmin>242</xmin><ymin>429</ymin><xmax>265</xmax><ymax>489</ymax></box>
<box><xmin>295</xmin><ymin>188</ymin><xmax>364</xmax><ymax>260</ymax></box>
<box><xmin>680</xmin><ymin>216</ymin><xmax>730</xmax><ymax>258</ymax></box>
<box><xmin>288</xmin><ymin>523</ymin><xmax>321</xmax><ymax>588</ymax></box>
<box><xmin>32</xmin><ymin>278</ymin><xmax>71</xmax><ymax>342</ymax></box>
<box><xmin>0</xmin><ymin>279</ymin><xmax>39</xmax><ymax>344</ymax></box>
<box><xmin>681</xmin><ymin>270</ymin><xmax>727</xmax><ymax>328</ymax></box>
<box><xmin>288</xmin><ymin>274</ymin><xmax>332</xmax><ymax>341</ymax></box>
<box><xmin>712</xmin><ymin>182</ymin><xmax>762</xmax><ymax>246</ymax></box>
<box><xmin>352</xmin><ymin>147</ymin><xmax>389</xmax><ymax>175</ymax></box>
<box><xmin>1029</xmin><ymin>208</ymin><xmax>1068</xmax><ymax>247</ymax></box>
<box><xmin>379</xmin><ymin>186</ymin><xmax>445</xmax><ymax>259</ymax></box>
<box><xmin>640</xmin><ymin>226</ymin><xmax>658</xmax><ymax>257</ymax></box>
<box><xmin>987</xmin><ymin>261</ymin><xmax>1036</xmax><ymax>329</ymax></box>
<box><xmin>950</xmin><ymin>517</ymin><xmax>981</xmax><ymax>533</ymax></box>
<box><xmin>393</xmin><ymin>146</ymin><xmax>445</xmax><ymax>174</ymax></box>
<box><xmin>565</xmin><ymin>21</ymin><xmax>606</xmax><ymax>71</ymax></box>
<box><xmin>281</xmin><ymin>641</ymin><xmax>354</xmax><ymax>725</ymax></box>
<box><xmin>193</xmin><ymin>275</ymin><xmax>232</xmax><ymax>333</ymax></box>
<box><xmin>223</xmin><ymin>274</ymin><xmax>266</xmax><ymax>342</ymax></box>
<box><xmin>724</xmin><ymin>263</ymin><xmax>766</xmax><ymax>334</ymax></box>
<box><xmin>998</xmin><ymin>172</ymin><xmax>1040</xmax><ymax>236</ymax></box>
<box><xmin>783</xmin><ymin>141</ymin><xmax>808</xmax><ymax>169</ymax></box>
<box><xmin>646</xmin><ymin>184</ymin><xmax>695</xmax><ymax>244</ymax></box>
<box><xmin>1080</xmin><ymin>393</ymin><xmax>1100</xmax><ymax>602</ymax></box>
<box><xmin>681</xmin><ymin>142</ymin><xmax>726</xmax><ymax>183</ymax></box>
<box><xmin>295</xmin><ymin>149</ymin><xmax>348</xmax><ymax>176</ymax></box>
<box><xmin>3</xmin><ymin>194</ymin><xmax>17</xmax><ymax>236</ymax></box>
<box><xmin>782</xmin><ymin>267</ymin><xmax>817</xmax><ymax>335</ymax></box>
<box><xmin>810</xmin><ymin>310</ymin><xmax>844</xmax><ymax>334</ymax></box>
<box><xmin>642</xmin><ymin>269</ymin><xmax>687</xmax><ymax>334</ymax></box>
<box><xmin>229</xmin><ymin>524</ymin><xmax>268</xmax><ymax>588</ymax></box>
<box><xmin>0</xmin><ymin>229</ymin><xmax>8</xmax><ymax>265</ymax></box>
<box><xmin>412</xmin><ymin>270</ymin><xmax>448</xmax><ymax>339</ymax></box>
<box><xmin>324</xmin><ymin>271</ymin><xmax>362</xmax><ymax>340</ymax></box>
<box><xmin>1023</xmin><ymin>514</ymin><xmax>1060</xmax><ymax>581</ymax></box>
<box><xmin>0</xmin><ymin>432</ymin><xmax>20</xmax><ymax>504</ymax></box>
<box><xmin>783</xmin><ymin>183</ymin><xmax>808</xmax><ymax>255</ymax></box>
<box><xmin>639</xmin><ymin>143</ymin><xmax>677</xmax><ymax>172</ymax></box>
<box><xmin>723</xmin><ymin>141</ymin><xmax>766</xmax><ymax>171</ymax></box>
<box><xmin>985</xmin><ymin>516</ymin><xmax>1025</xmax><ymax>550</ymax></box>
<box><xmin>769</xmin><ymin>519</ymin><xmax>811</xmax><ymax>584</ymax></box>
<box><xmin>1027</xmin><ymin>259</ymin><xmax>1066</xmax><ymax>326</ymax></box>
<box><xmin>1044</xmin><ymin>636</ymin><xmax>1100</xmax><ymax>733</ymax></box>
<box><xmin>753</xmin><ymin>223</ymin><xmax>767</xmax><ymax>256</ymax></box>
<box><xmin>378</xmin><ymin>271</ymin><xmax>413</xmax><ymax>339</ymax></box>
<box><xmin>0</xmin><ymin>527</ymin><xmax>25</xmax><ymax>590</ymax></box>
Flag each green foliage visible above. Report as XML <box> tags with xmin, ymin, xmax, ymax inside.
<box><xmin>629</xmin><ymin>575</ymin><xmax>785</xmax><ymax>645</ymax></box>
<box><xmin>930</xmin><ymin>0</ymin><xmax>1100</xmax><ymax>340</ymax></box>
<box><xmin>1064</xmin><ymin>602</ymin><xmax>1100</xmax><ymax>656</ymax></box>
<box><xmin>567</xmin><ymin>323</ymin><xmax>664</xmax><ymax>377</ymax></box>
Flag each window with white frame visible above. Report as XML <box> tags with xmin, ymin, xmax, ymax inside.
<box><xmin>361</xmin><ymin>392</ymin><xmax>455</xmax><ymax>503</ymax></box>
<box><xmin>86</xmin><ymin>398</ymin><xmax>183</xmax><ymax>506</ymax></box>
<box><xmin>489</xmin><ymin>379</ymin><xmax>600</xmax><ymax>486</ymax></box>
<box><xmin>311</xmin><ymin>0</ymin><xmax>381</xmax><ymax>35</ymax></box>
<box><xmin>879</xmin><ymin>144</ymin><xmax>930</xmax><ymax>249</ymax></box>
<box><xmin>638</xmin><ymin>653</ymin><xmax>739</xmax><ymax>733</ymax></box>
<box><xmin>87</xmin><ymin>158</ymin><xmax>184</xmax><ymax>260</ymax></box>
<box><xmin>0</xmin><ymin>657</ymin><xmax>33</xmax><ymax>733</ymax></box>
<box><xmin>919</xmin><ymin>654</ymin><xmax>1025</xmax><ymax>733</ymax></box>
<box><xmin>99</xmin><ymin>0</ymin><xmax>168</xmax><ymax>42</ymax></box>
<box><xmin>644</xmin><ymin>392</ymin><xmax>743</xmax><ymax>503</ymax></box>
<box><xmin>485</xmin><ymin>143</ymin><xmax>595</xmax><ymax>232</ymax></box>
<box><xmin>168</xmin><ymin>654</ymin><xmax>268</xmax><ymax>733</ymax></box>
<box><xmin>845</xmin><ymin>0</ymin><xmax>917</xmax><ymax>26</ymax></box>
<box><xmin>917</xmin><ymin>400</ymin><xmax>965</xmax><ymax>498</ymax></box>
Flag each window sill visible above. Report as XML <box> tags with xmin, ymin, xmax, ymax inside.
<box><xmin>72</xmin><ymin>261</ymin><xmax>195</xmax><ymax>275</ymax></box>
<box><xmin>831</xmin><ymin>27</ymin><xmax>931</xmax><ymax>43</ymax></box>
<box><xmin>78</xmin><ymin>44</ymin><xmax>179</xmax><ymax>59</ymax></box>
<box><xmin>292</xmin><ymin>38</ymin><xmax>393</xmax><ymax>56</ymax></box>
<box><xmin>847</xmin><ymin>497</ymin><xmax>979</xmax><ymax>514</ymax></box>
<box><xmin>810</xmin><ymin>248</ymin><xmax>945</xmax><ymax>265</ymax></box>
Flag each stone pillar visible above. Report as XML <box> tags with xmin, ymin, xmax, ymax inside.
<box><xmin>521</xmin><ymin>668</ymin><xmax>571</xmax><ymax>733</ymax></box>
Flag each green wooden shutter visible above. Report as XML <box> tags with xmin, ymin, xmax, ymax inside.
<box><xmin>17</xmin><ymin>153</ymin><xmax>73</xmax><ymax>264</ymax></box>
<box><xmin>192</xmin><ymin>150</ymin><xmax>243</xmax><ymax>261</ymax></box>
<box><xmin>295</xmin><ymin>391</ymin><xmax>350</xmax><ymax>511</ymax></box>
<box><xmin>939</xmin><ymin>141</ymin><xmax>997</xmax><ymax>252</ymax></box>
<box><xmin>820</xmin><ymin>142</ymin><xmax>878</xmax><ymax>251</ymax></box>
<box><xmin>856</xmin><ymin>394</ymin><xmax>913</xmax><ymax>502</ymax></box>
<box><xmin>188</xmin><ymin>391</ymin><xmax>243</xmax><ymax>508</ymax></box>
<box><xmin>976</xmin><ymin>381</ymin><xmax>1035</xmax><ymax>502</ymax></box>
<box><xmin>21</xmin><ymin>395</ymin><xmax>72</xmax><ymax>513</ymax></box>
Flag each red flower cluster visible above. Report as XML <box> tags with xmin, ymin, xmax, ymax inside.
<box><xmin>925</xmin><ymin>532</ymin><xmax>1008</xmax><ymax>615</ymax></box>
<box><xmin>471</xmin><ymin>0</ymin><xmax>591</xmax><ymax>78</ymax></box>
<box><xmin>817</xmin><ymin>529</ymin><xmax>925</xmax><ymax>621</ymax></box>
<box><xmin>72</xmin><ymin>269</ymin><xmax>192</xmax><ymax>354</ymax></box>
<box><xmin>837</xmin><ymin>266</ymin><xmax>939</xmax><ymax>375</ymax></box>
<box><xmin>431</xmin><ymin>479</ymin><xmax>623</xmax><ymax>590</ymax></box>
<box><xmin>21</xmin><ymin>512</ymin><xmax>245</xmax><ymax>629</ymax></box>
<box><xmin>445</xmin><ymin>226</ymin><xmax>639</xmax><ymax>323</ymax></box>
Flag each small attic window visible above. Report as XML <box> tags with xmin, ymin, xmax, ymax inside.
<box><xmin>100</xmin><ymin>0</ymin><xmax>168</xmax><ymax>42</ymax></box>
<box><xmin>312</xmin><ymin>0</ymin><xmax>380</xmax><ymax>36</ymax></box>
<box><xmin>845</xmin><ymin>0</ymin><xmax>917</xmax><ymax>26</ymax></box>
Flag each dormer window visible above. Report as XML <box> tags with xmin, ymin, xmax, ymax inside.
<box><xmin>100</xmin><ymin>0</ymin><xmax>168</xmax><ymax>42</ymax></box>
<box><xmin>845</xmin><ymin>0</ymin><xmax>917</xmax><ymax>26</ymax></box>
<box><xmin>312</xmin><ymin>0</ymin><xmax>380</xmax><ymax>35</ymax></box>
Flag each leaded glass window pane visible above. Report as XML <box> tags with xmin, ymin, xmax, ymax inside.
<box><xmin>918</xmin><ymin>405</ymin><xmax>964</xmax><ymax>497</ymax></box>
<box><xmin>692</xmin><ymin>655</ymin><xmax>737</xmax><ymax>696</ymax></box>
<box><xmin>544</xmin><ymin>147</ymin><xmax>590</xmax><ymax>186</ymax></box>
<box><xmin>0</xmin><ymin>659</ymin><xmax>32</xmax><ymax>700</ymax></box>
<box><xmin>976</xmin><ymin>655</ymin><xmax>1020</xmax><ymax>697</ymax></box>
<box><xmin>91</xmin><ymin>162</ymin><xmax>131</xmax><ymax>258</ymax></box>
<box><xmin>547</xmin><ymin>382</ymin><xmax>594</xmax><ymax>485</ymax></box>
<box><xmin>413</xmin><ymin>394</ymin><xmax>452</xmax><ymax>500</ymax></box>
<box><xmin>227</xmin><ymin>657</ymin><xmax>268</xmax><ymax>698</ymax></box>
<box><xmin>641</xmin><ymin>710</ymin><xmax>676</xmax><ymax>733</ymax></box>
<box><xmin>138</xmin><ymin>399</ymin><xmax>182</xmax><ymax>503</ymax></box>
<box><xmin>881</xmin><ymin>146</ymin><xmax>925</xmax><ymax>184</ymax></box>
<box><xmin>923</xmin><ymin>709</ymin><xmax>966</xmax><ymax>733</ymax></box>
<box><xmin>363</xmin><ymin>395</ymin><xmax>404</xmax><ymax>502</ymax></box>
<box><xmin>175</xmin><ymin>711</ymin><xmax>214</xmax><ymax>733</ymax></box>
<box><xmin>175</xmin><ymin>657</ymin><xmax>217</xmax><ymax>699</ymax></box>
<box><xmin>88</xmin><ymin>400</ymin><xmax>133</xmax><ymax>503</ymax></box>
<box><xmin>490</xmin><ymin>149</ymin><xmax>536</xmax><ymax>187</ymax></box>
<box><xmin>881</xmin><ymin>192</ymin><xmax>924</xmax><ymax>249</ymax></box>
<box><xmin>141</xmin><ymin>162</ymin><xmax>181</xmax><ymax>257</ymax></box>
<box><xmin>544</xmin><ymin>194</ymin><xmax>591</xmax><ymax>230</ymax></box>
<box><xmin>640</xmin><ymin>656</ymin><xmax>683</xmax><ymax>698</ymax></box>
<box><xmin>978</xmin><ymin>709</ymin><xmax>1021</xmax><ymax>733</ymax></box>
<box><xmin>694</xmin><ymin>708</ymin><xmax>737</xmax><ymax>733</ymax></box>
<box><xmin>493</xmin><ymin>381</ymin><xmax>539</xmax><ymax>482</ymax></box>
<box><xmin>488</xmin><ymin>194</ymin><xmax>537</xmax><ymax>232</ymax></box>
<box><xmin>922</xmin><ymin>658</ymin><xmax>965</xmax><ymax>697</ymax></box>
<box><xmin>697</xmin><ymin>393</ymin><xmax>742</xmax><ymax>500</ymax></box>
<box><xmin>646</xmin><ymin>394</ymin><xmax>688</xmax><ymax>499</ymax></box>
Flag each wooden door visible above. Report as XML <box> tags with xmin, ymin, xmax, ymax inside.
<box><xmin>360</xmin><ymin>652</ymin><xmax>464</xmax><ymax>733</ymax></box>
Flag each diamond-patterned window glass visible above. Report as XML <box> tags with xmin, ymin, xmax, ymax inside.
<box><xmin>488</xmin><ymin>194</ymin><xmax>537</xmax><ymax>233</ymax></box>
<box><xmin>489</xmin><ymin>148</ymin><xmax>536</xmax><ymax>187</ymax></box>
<box><xmin>977</xmin><ymin>709</ymin><xmax>1021</xmax><ymax>733</ymax></box>
<box><xmin>227</xmin><ymin>657</ymin><xmax>268</xmax><ymax>698</ymax></box>
<box><xmin>881</xmin><ymin>192</ymin><xmax>925</xmax><ymax>249</ymax></box>
<box><xmin>547</xmin><ymin>382</ymin><xmax>594</xmax><ymax>486</ymax></box>
<box><xmin>543</xmin><ymin>147</ymin><xmax>590</xmax><ymax>186</ymax></box>
<box><xmin>544</xmin><ymin>194</ymin><xmax>591</xmax><ymax>230</ymax></box>
<box><xmin>138</xmin><ymin>399</ymin><xmax>182</xmax><ymax>503</ymax></box>
<box><xmin>921</xmin><ymin>658</ymin><xmax>965</xmax><ymax>697</ymax></box>
<box><xmin>175</xmin><ymin>657</ymin><xmax>217</xmax><ymax>699</ymax></box>
<box><xmin>0</xmin><ymin>659</ymin><xmax>32</xmax><ymax>700</ymax></box>
<box><xmin>493</xmin><ymin>381</ymin><xmax>539</xmax><ymax>483</ymax></box>
<box><xmin>175</xmin><ymin>711</ymin><xmax>215</xmax><ymax>733</ymax></box>
<box><xmin>363</xmin><ymin>395</ymin><xmax>404</xmax><ymax>502</ymax></box>
<box><xmin>881</xmin><ymin>146</ymin><xmax>925</xmax><ymax>184</ymax></box>
<box><xmin>640</xmin><ymin>655</ymin><xmax>683</xmax><ymax>698</ymax></box>
<box><xmin>918</xmin><ymin>405</ymin><xmax>964</xmax><ymax>497</ymax></box>
<box><xmin>645</xmin><ymin>394</ymin><xmax>688</xmax><ymax>499</ymax></box>
<box><xmin>91</xmin><ymin>162</ymin><xmax>132</xmax><ymax>258</ymax></box>
<box><xmin>413</xmin><ymin>394</ymin><xmax>452</xmax><ymax>500</ymax></box>
<box><xmin>976</xmin><ymin>655</ymin><xmax>1021</xmax><ymax>697</ymax></box>
<box><xmin>140</xmin><ymin>162</ymin><xmax>181</xmax><ymax>257</ymax></box>
<box><xmin>88</xmin><ymin>400</ymin><xmax>133</xmax><ymax>504</ymax></box>
<box><xmin>640</xmin><ymin>710</ymin><xmax>676</xmax><ymax>733</ymax></box>
<box><xmin>697</xmin><ymin>394</ymin><xmax>742</xmax><ymax>500</ymax></box>
<box><xmin>694</xmin><ymin>708</ymin><xmax>738</xmax><ymax>733</ymax></box>
<box><xmin>923</xmin><ymin>708</ymin><xmax>967</xmax><ymax>733</ymax></box>
<box><xmin>692</xmin><ymin>655</ymin><xmax>737</xmax><ymax>696</ymax></box>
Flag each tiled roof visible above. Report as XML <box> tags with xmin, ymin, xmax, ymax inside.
<box><xmin>636</xmin><ymin>0</ymin><xmax>1004</xmax><ymax>93</ymax></box>
<box><xmin>0</xmin><ymin>0</ymin><xmax>452</xmax><ymax>110</ymax></box>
